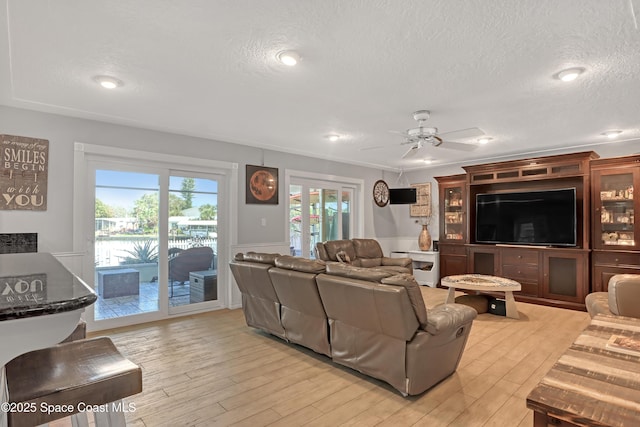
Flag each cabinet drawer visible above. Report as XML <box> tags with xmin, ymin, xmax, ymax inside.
<box><xmin>594</xmin><ymin>265</ymin><xmax>640</xmax><ymax>292</ymax></box>
<box><xmin>502</xmin><ymin>264</ymin><xmax>539</xmax><ymax>282</ymax></box>
<box><xmin>440</xmin><ymin>245</ymin><xmax>466</xmax><ymax>256</ymax></box>
<box><xmin>502</xmin><ymin>250</ymin><xmax>539</xmax><ymax>265</ymax></box>
<box><xmin>593</xmin><ymin>252</ymin><xmax>639</xmax><ymax>266</ymax></box>
<box><xmin>518</xmin><ymin>282</ymin><xmax>539</xmax><ymax>297</ymax></box>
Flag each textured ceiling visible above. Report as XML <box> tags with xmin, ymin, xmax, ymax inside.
<box><xmin>1</xmin><ymin>0</ymin><xmax>639</xmax><ymax>171</ymax></box>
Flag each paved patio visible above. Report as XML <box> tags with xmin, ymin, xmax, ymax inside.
<box><xmin>94</xmin><ymin>281</ymin><xmax>191</xmax><ymax>320</ymax></box>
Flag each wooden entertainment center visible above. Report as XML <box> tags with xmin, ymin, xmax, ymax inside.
<box><xmin>436</xmin><ymin>151</ymin><xmax>640</xmax><ymax>310</ymax></box>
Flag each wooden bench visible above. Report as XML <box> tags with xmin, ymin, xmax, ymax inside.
<box><xmin>5</xmin><ymin>337</ymin><xmax>142</xmax><ymax>427</ymax></box>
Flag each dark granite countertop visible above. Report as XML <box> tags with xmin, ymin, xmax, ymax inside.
<box><xmin>0</xmin><ymin>253</ymin><xmax>97</xmax><ymax>321</ymax></box>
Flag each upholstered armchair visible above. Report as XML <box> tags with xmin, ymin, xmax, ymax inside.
<box><xmin>585</xmin><ymin>274</ymin><xmax>640</xmax><ymax>318</ymax></box>
<box><xmin>168</xmin><ymin>246</ymin><xmax>214</xmax><ymax>297</ymax></box>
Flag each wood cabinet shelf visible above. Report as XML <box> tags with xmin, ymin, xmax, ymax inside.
<box><xmin>435</xmin><ymin>151</ymin><xmax>640</xmax><ymax>309</ymax></box>
<box><xmin>464</xmin><ymin>152</ymin><xmax>598</xmax><ymax>186</ymax></box>
<box><xmin>436</xmin><ymin>151</ymin><xmax>605</xmax><ymax>310</ymax></box>
<box><xmin>591</xmin><ymin>155</ymin><xmax>640</xmax><ymax>291</ymax></box>
<box><xmin>436</xmin><ymin>174</ymin><xmax>467</xmax><ymax>246</ymax></box>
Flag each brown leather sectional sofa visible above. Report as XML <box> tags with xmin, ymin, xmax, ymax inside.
<box><xmin>230</xmin><ymin>251</ymin><xmax>477</xmax><ymax>396</ymax></box>
<box><xmin>315</xmin><ymin>238</ymin><xmax>413</xmax><ymax>273</ymax></box>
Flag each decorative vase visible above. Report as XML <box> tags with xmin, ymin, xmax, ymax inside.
<box><xmin>418</xmin><ymin>224</ymin><xmax>432</xmax><ymax>251</ymax></box>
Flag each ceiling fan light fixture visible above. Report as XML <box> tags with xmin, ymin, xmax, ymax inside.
<box><xmin>477</xmin><ymin>137</ymin><xmax>492</xmax><ymax>144</ymax></box>
<box><xmin>556</xmin><ymin>67</ymin><xmax>585</xmax><ymax>82</ymax></box>
<box><xmin>412</xmin><ymin>110</ymin><xmax>431</xmax><ymax>122</ymax></box>
<box><xmin>602</xmin><ymin>130</ymin><xmax>622</xmax><ymax>139</ymax></box>
<box><xmin>276</xmin><ymin>50</ymin><xmax>301</xmax><ymax>66</ymax></box>
<box><xmin>93</xmin><ymin>75</ymin><xmax>123</xmax><ymax>89</ymax></box>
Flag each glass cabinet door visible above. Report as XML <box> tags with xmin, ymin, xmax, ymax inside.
<box><xmin>595</xmin><ymin>172</ymin><xmax>636</xmax><ymax>248</ymax></box>
<box><xmin>443</xmin><ymin>185</ymin><xmax>466</xmax><ymax>242</ymax></box>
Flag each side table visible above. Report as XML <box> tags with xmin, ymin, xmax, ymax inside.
<box><xmin>97</xmin><ymin>268</ymin><xmax>139</xmax><ymax>298</ymax></box>
<box><xmin>189</xmin><ymin>270</ymin><xmax>217</xmax><ymax>303</ymax></box>
<box><xmin>391</xmin><ymin>251</ymin><xmax>439</xmax><ymax>287</ymax></box>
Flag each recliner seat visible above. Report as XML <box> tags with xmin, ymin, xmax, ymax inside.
<box><xmin>585</xmin><ymin>274</ymin><xmax>640</xmax><ymax>318</ymax></box>
<box><xmin>315</xmin><ymin>238</ymin><xmax>413</xmax><ymax>274</ymax></box>
<box><xmin>229</xmin><ymin>252</ymin><xmax>286</xmax><ymax>339</ymax></box>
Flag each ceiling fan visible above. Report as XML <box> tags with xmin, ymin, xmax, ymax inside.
<box><xmin>394</xmin><ymin>110</ymin><xmax>484</xmax><ymax>159</ymax></box>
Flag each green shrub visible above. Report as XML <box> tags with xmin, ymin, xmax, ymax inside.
<box><xmin>120</xmin><ymin>240</ymin><xmax>159</xmax><ymax>264</ymax></box>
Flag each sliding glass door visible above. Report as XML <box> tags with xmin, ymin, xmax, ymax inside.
<box><xmin>94</xmin><ymin>169</ymin><xmax>161</xmax><ymax>321</ymax></box>
<box><xmin>289</xmin><ymin>180</ymin><xmax>355</xmax><ymax>258</ymax></box>
<box><xmin>167</xmin><ymin>174</ymin><xmax>220</xmax><ymax>314</ymax></box>
<box><xmin>86</xmin><ymin>161</ymin><xmax>225</xmax><ymax>329</ymax></box>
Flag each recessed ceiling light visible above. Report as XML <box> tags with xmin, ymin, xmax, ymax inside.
<box><xmin>276</xmin><ymin>50</ymin><xmax>301</xmax><ymax>66</ymax></box>
<box><xmin>556</xmin><ymin>67</ymin><xmax>585</xmax><ymax>82</ymax></box>
<box><xmin>93</xmin><ymin>75</ymin><xmax>123</xmax><ymax>89</ymax></box>
<box><xmin>477</xmin><ymin>137</ymin><xmax>492</xmax><ymax>144</ymax></box>
<box><xmin>602</xmin><ymin>130</ymin><xmax>623</xmax><ymax>139</ymax></box>
<box><xmin>326</xmin><ymin>134</ymin><xmax>340</xmax><ymax>142</ymax></box>
<box><xmin>423</xmin><ymin>159</ymin><xmax>433</xmax><ymax>164</ymax></box>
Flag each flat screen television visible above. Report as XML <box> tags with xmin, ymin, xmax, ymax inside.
<box><xmin>475</xmin><ymin>188</ymin><xmax>577</xmax><ymax>246</ymax></box>
<box><xmin>389</xmin><ymin>188</ymin><xmax>417</xmax><ymax>204</ymax></box>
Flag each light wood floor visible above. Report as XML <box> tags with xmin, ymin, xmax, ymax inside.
<box><xmin>77</xmin><ymin>287</ymin><xmax>590</xmax><ymax>426</ymax></box>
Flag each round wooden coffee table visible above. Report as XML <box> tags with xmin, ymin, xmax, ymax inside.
<box><xmin>441</xmin><ymin>274</ymin><xmax>521</xmax><ymax>319</ymax></box>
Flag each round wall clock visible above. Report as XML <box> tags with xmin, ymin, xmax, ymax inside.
<box><xmin>373</xmin><ymin>179</ymin><xmax>390</xmax><ymax>207</ymax></box>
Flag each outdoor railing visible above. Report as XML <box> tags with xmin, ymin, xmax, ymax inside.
<box><xmin>95</xmin><ymin>237</ymin><xmax>216</xmax><ymax>267</ymax></box>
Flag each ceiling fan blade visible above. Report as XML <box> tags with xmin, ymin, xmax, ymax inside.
<box><xmin>389</xmin><ymin>130</ymin><xmax>411</xmax><ymax>138</ymax></box>
<box><xmin>439</xmin><ymin>127</ymin><xmax>485</xmax><ymax>141</ymax></box>
<box><xmin>359</xmin><ymin>145</ymin><xmax>385</xmax><ymax>151</ymax></box>
<box><xmin>440</xmin><ymin>141</ymin><xmax>478</xmax><ymax>151</ymax></box>
<box><xmin>402</xmin><ymin>145</ymin><xmax>422</xmax><ymax>159</ymax></box>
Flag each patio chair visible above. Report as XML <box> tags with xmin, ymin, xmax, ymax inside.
<box><xmin>168</xmin><ymin>246</ymin><xmax>214</xmax><ymax>297</ymax></box>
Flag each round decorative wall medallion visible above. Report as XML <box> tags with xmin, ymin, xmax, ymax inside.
<box><xmin>249</xmin><ymin>169</ymin><xmax>277</xmax><ymax>201</ymax></box>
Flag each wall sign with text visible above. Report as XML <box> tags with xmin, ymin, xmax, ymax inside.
<box><xmin>1</xmin><ymin>134</ymin><xmax>49</xmax><ymax>211</ymax></box>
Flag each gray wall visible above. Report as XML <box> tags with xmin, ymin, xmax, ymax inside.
<box><xmin>398</xmin><ymin>140</ymin><xmax>640</xmax><ymax>242</ymax></box>
<box><xmin>2</xmin><ymin>104</ymin><xmax>637</xmax><ymax>254</ymax></box>
<box><xmin>0</xmin><ymin>105</ymin><xmax>397</xmax><ymax>252</ymax></box>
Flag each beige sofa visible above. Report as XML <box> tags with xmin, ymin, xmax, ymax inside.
<box><xmin>585</xmin><ymin>274</ymin><xmax>640</xmax><ymax>318</ymax></box>
<box><xmin>314</xmin><ymin>238</ymin><xmax>413</xmax><ymax>274</ymax></box>
<box><xmin>230</xmin><ymin>252</ymin><xmax>477</xmax><ymax>396</ymax></box>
